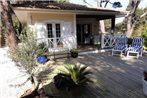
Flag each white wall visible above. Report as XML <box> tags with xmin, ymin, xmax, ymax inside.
<box><xmin>33</xmin><ymin>20</ymin><xmax>77</xmax><ymax>50</ymax></box>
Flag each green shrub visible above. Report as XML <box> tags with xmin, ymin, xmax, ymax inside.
<box><xmin>142</xmin><ymin>27</ymin><xmax>147</xmax><ymax>50</ymax></box>
<box><xmin>11</xmin><ymin>27</ymin><xmax>43</xmax><ymax>90</ymax></box>
<box><xmin>54</xmin><ymin>73</ymin><xmax>75</xmax><ymax>90</ymax></box>
<box><xmin>36</xmin><ymin>42</ymin><xmax>48</xmax><ymax>56</ymax></box>
<box><xmin>54</xmin><ymin>64</ymin><xmax>92</xmax><ymax>91</ymax></box>
<box><xmin>64</xmin><ymin>64</ymin><xmax>92</xmax><ymax>86</ymax></box>
<box><xmin>70</xmin><ymin>48</ymin><xmax>78</xmax><ymax>53</ymax></box>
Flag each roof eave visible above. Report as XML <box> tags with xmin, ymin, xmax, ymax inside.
<box><xmin>12</xmin><ymin>7</ymin><xmax>127</xmax><ymax>17</ymax></box>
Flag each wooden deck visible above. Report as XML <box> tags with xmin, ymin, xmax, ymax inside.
<box><xmin>46</xmin><ymin>51</ymin><xmax>147</xmax><ymax>98</ymax></box>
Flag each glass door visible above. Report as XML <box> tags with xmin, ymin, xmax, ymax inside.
<box><xmin>77</xmin><ymin>24</ymin><xmax>91</xmax><ymax>45</ymax></box>
<box><xmin>47</xmin><ymin>23</ymin><xmax>61</xmax><ymax>48</ymax></box>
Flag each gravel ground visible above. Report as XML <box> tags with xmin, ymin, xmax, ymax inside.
<box><xmin>0</xmin><ymin>47</ymin><xmax>31</xmax><ymax>98</ymax></box>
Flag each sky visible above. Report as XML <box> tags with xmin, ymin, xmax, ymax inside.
<box><xmin>69</xmin><ymin>0</ymin><xmax>147</xmax><ymax>9</ymax></box>
<box><xmin>69</xmin><ymin>0</ymin><xmax>147</xmax><ymax>23</ymax></box>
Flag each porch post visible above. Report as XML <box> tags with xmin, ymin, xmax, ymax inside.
<box><xmin>111</xmin><ymin>16</ymin><xmax>115</xmax><ymax>34</ymax></box>
<box><xmin>73</xmin><ymin>14</ymin><xmax>77</xmax><ymax>48</ymax></box>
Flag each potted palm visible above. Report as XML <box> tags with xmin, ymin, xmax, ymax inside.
<box><xmin>54</xmin><ymin>64</ymin><xmax>92</xmax><ymax>97</ymax></box>
<box><xmin>70</xmin><ymin>48</ymin><xmax>78</xmax><ymax>58</ymax></box>
<box><xmin>143</xmin><ymin>71</ymin><xmax>147</xmax><ymax>95</ymax></box>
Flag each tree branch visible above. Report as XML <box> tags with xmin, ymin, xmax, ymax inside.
<box><xmin>83</xmin><ymin>0</ymin><xmax>93</xmax><ymax>7</ymax></box>
<box><xmin>130</xmin><ymin>10</ymin><xmax>147</xmax><ymax>35</ymax></box>
<box><xmin>131</xmin><ymin>0</ymin><xmax>140</xmax><ymax>15</ymax></box>
<box><xmin>140</xmin><ymin>11</ymin><xmax>147</xmax><ymax>18</ymax></box>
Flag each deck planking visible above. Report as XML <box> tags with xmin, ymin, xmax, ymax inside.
<box><xmin>50</xmin><ymin>52</ymin><xmax>147</xmax><ymax>98</ymax></box>
<box><xmin>77</xmin><ymin>52</ymin><xmax>147</xmax><ymax>98</ymax></box>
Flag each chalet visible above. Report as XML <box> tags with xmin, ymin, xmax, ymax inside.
<box><xmin>12</xmin><ymin>1</ymin><xmax>127</xmax><ymax>52</ymax></box>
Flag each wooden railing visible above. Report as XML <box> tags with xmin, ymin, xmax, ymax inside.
<box><xmin>37</xmin><ymin>37</ymin><xmax>64</xmax><ymax>48</ymax></box>
<box><xmin>37</xmin><ymin>36</ymin><xmax>74</xmax><ymax>53</ymax></box>
<box><xmin>101</xmin><ymin>34</ymin><xmax>125</xmax><ymax>49</ymax></box>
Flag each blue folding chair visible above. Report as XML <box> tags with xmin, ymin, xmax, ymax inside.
<box><xmin>112</xmin><ymin>36</ymin><xmax>128</xmax><ymax>56</ymax></box>
<box><xmin>126</xmin><ymin>37</ymin><xmax>143</xmax><ymax>58</ymax></box>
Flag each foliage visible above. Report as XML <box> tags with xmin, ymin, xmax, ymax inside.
<box><xmin>70</xmin><ymin>48</ymin><xmax>78</xmax><ymax>53</ymax></box>
<box><xmin>70</xmin><ymin>48</ymin><xmax>79</xmax><ymax>58</ymax></box>
<box><xmin>116</xmin><ymin>6</ymin><xmax>147</xmax><ymax>43</ymax></box>
<box><xmin>54</xmin><ymin>73</ymin><xmax>75</xmax><ymax>90</ymax></box>
<box><xmin>63</xmin><ymin>64</ymin><xmax>92</xmax><ymax>86</ymax></box>
<box><xmin>0</xmin><ymin>13</ymin><xmax>21</xmax><ymax>46</ymax></box>
<box><xmin>12</xmin><ymin>15</ymin><xmax>21</xmax><ymax>36</ymax></box>
<box><xmin>1</xmin><ymin>0</ymin><xmax>18</xmax><ymax>53</ymax></box>
<box><xmin>0</xmin><ymin>20</ymin><xmax>6</xmax><ymax>46</ymax></box>
<box><xmin>11</xmin><ymin>27</ymin><xmax>42</xmax><ymax>87</ymax></box>
<box><xmin>56</xmin><ymin>0</ymin><xmax>69</xmax><ymax>3</ymax></box>
<box><xmin>130</xmin><ymin>7</ymin><xmax>147</xmax><ymax>49</ymax></box>
<box><xmin>36</xmin><ymin>42</ymin><xmax>48</xmax><ymax>56</ymax></box>
<box><xmin>54</xmin><ymin>64</ymin><xmax>92</xmax><ymax>91</ymax></box>
<box><xmin>141</xmin><ymin>24</ymin><xmax>147</xmax><ymax>50</ymax></box>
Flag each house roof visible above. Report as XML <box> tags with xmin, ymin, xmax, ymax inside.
<box><xmin>12</xmin><ymin>1</ymin><xmax>127</xmax><ymax>17</ymax></box>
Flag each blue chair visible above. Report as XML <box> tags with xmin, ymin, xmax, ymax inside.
<box><xmin>112</xmin><ymin>36</ymin><xmax>128</xmax><ymax>56</ymax></box>
<box><xmin>126</xmin><ymin>37</ymin><xmax>143</xmax><ymax>58</ymax></box>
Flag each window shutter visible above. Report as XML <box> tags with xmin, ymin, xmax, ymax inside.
<box><xmin>35</xmin><ymin>23</ymin><xmax>48</xmax><ymax>45</ymax></box>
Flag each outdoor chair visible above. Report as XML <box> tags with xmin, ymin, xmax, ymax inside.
<box><xmin>126</xmin><ymin>37</ymin><xmax>143</xmax><ymax>59</ymax></box>
<box><xmin>112</xmin><ymin>36</ymin><xmax>128</xmax><ymax>56</ymax></box>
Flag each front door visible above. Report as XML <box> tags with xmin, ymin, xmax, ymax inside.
<box><xmin>77</xmin><ymin>24</ymin><xmax>91</xmax><ymax>45</ymax></box>
<box><xmin>47</xmin><ymin>23</ymin><xmax>61</xmax><ymax>48</ymax></box>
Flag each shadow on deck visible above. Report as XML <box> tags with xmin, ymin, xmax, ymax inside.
<box><xmin>45</xmin><ymin>51</ymin><xmax>147</xmax><ymax>98</ymax></box>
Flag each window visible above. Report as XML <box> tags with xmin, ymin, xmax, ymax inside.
<box><xmin>47</xmin><ymin>24</ymin><xmax>53</xmax><ymax>38</ymax></box>
<box><xmin>46</xmin><ymin>23</ymin><xmax>61</xmax><ymax>38</ymax></box>
<box><xmin>46</xmin><ymin>23</ymin><xmax>61</xmax><ymax>48</ymax></box>
<box><xmin>55</xmin><ymin>24</ymin><xmax>61</xmax><ymax>38</ymax></box>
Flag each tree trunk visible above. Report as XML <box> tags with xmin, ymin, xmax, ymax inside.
<box><xmin>20</xmin><ymin>76</ymin><xmax>40</xmax><ymax>98</ymax></box>
<box><xmin>1</xmin><ymin>0</ymin><xmax>17</xmax><ymax>53</ymax></box>
<box><xmin>126</xmin><ymin>0</ymin><xmax>140</xmax><ymax>37</ymax></box>
<box><xmin>126</xmin><ymin>15</ymin><xmax>132</xmax><ymax>37</ymax></box>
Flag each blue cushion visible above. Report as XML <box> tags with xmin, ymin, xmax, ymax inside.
<box><xmin>37</xmin><ymin>55</ymin><xmax>48</xmax><ymax>64</ymax></box>
<box><xmin>113</xmin><ymin>36</ymin><xmax>127</xmax><ymax>50</ymax></box>
<box><xmin>127</xmin><ymin>46</ymin><xmax>142</xmax><ymax>52</ymax></box>
<box><xmin>114</xmin><ymin>45</ymin><xmax>126</xmax><ymax>50</ymax></box>
<box><xmin>127</xmin><ymin>37</ymin><xmax>143</xmax><ymax>53</ymax></box>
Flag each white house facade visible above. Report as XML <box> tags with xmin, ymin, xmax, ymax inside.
<box><xmin>12</xmin><ymin>1</ymin><xmax>127</xmax><ymax>52</ymax></box>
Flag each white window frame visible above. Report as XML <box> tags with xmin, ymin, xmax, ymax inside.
<box><xmin>46</xmin><ymin>21</ymin><xmax>63</xmax><ymax>48</ymax></box>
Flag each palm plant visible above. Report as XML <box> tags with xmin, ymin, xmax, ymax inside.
<box><xmin>56</xmin><ymin>64</ymin><xmax>92</xmax><ymax>87</ymax></box>
<box><xmin>63</xmin><ymin>64</ymin><xmax>92</xmax><ymax>87</ymax></box>
<box><xmin>54</xmin><ymin>64</ymin><xmax>92</xmax><ymax>96</ymax></box>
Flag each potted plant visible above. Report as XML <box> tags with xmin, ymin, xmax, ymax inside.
<box><xmin>53</xmin><ymin>73</ymin><xmax>75</xmax><ymax>91</ymax></box>
<box><xmin>70</xmin><ymin>48</ymin><xmax>78</xmax><ymax>58</ymax></box>
<box><xmin>143</xmin><ymin>71</ymin><xmax>147</xmax><ymax>95</ymax></box>
<box><xmin>11</xmin><ymin>28</ymin><xmax>53</xmax><ymax>98</ymax></box>
<box><xmin>36</xmin><ymin>43</ymin><xmax>49</xmax><ymax>64</ymax></box>
<box><xmin>53</xmin><ymin>64</ymin><xmax>92</xmax><ymax>97</ymax></box>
